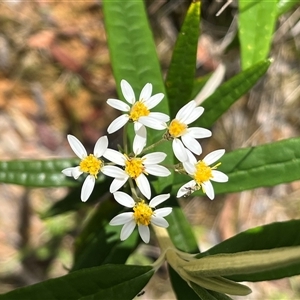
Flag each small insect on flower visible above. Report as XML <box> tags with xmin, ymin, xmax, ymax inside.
<box><xmin>177</xmin><ymin>149</ymin><xmax>228</xmax><ymax>200</ymax></box>
<box><xmin>61</xmin><ymin>135</ymin><xmax>111</xmax><ymax>202</ymax></box>
<box><xmin>109</xmin><ymin>192</ymin><xmax>172</xmax><ymax>243</ymax></box>
<box><xmin>106</xmin><ymin>80</ymin><xmax>170</xmax><ymax>135</ymax></box>
<box><xmin>164</xmin><ymin>100</ymin><xmax>211</xmax><ymax>162</ymax></box>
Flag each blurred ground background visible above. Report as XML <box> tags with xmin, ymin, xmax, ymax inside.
<box><xmin>1</xmin><ymin>0</ymin><xmax>300</xmax><ymax>299</ymax></box>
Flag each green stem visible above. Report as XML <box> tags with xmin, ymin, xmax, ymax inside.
<box><xmin>141</xmin><ymin>138</ymin><xmax>167</xmax><ymax>155</ymax></box>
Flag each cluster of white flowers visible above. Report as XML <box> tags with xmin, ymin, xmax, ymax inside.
<box><xmin>62</xmin><ymin>80</ymin><xmax>228</xmax><ymax>243</ymax></box>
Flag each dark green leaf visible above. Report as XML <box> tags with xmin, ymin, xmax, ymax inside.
<box><xmin>198</xmin><ymin>219</ymin><xmax>300</xmax><ymax>281</ymax></box>
<box><xmin>165</xmin><ymin>1</ymin><xmax>201</xmax><ymax>117</ymax></box>
<box><xmin>190</xmin><ymin>282</ymin><xmax>233</xmax><ymax>300</ymax></box>
<box><xmin>0</xmin><ymin>265</ymin><xmax>154</xmax><ymax>300</ymax></box>
<box><xmin>0</xmin><ymin>158</ymin><xmax>79</xmax><ymax>187</ymax></box>
<box><xmin>197</xmin><ymin>59</ymin><xmax>271</xmax><ymax>128</ymax></box>
<box><xmin>166</xmin><ymin>204</ymin><xmax>199</xmax><ymax>253</ymax></box>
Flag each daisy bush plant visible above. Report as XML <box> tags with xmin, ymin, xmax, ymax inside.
<box><xmin>2</xmin><ymin>1</ymin><xmax>300</xmax><ymax>300</ymax></box>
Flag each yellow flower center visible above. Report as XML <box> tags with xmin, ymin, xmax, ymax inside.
<box><xmin>129</xmin><ymin>101</ymin><xmax>150</xmax><ymax>122</ymax></box>
<box><xmin>125</xmin><ymin>156</ymin><xmax>145</xmax><ymax>179</ymax></box>
<box><xmin>79</xmin><ymin>154</ymin><xmax>103</xmax><ymax>178</ymax></box>
<box><xmin>194</xmin><ymin>161</ymin><xmax>212</xmax><ymax>184</ymax></box>
<box><xmin>168</xmin><ymin>119</ymin><xmax>187</xmax><ymax>138</ymax></box>
<box><xmin>133</xmin><ymin>201</ymin><xmax>153</xmax><ymax>226</ymax></box>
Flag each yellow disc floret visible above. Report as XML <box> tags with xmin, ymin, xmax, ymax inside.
<box><xmin>194</xmin><ymin>161</ymin><xmax>212</xmax><ymax>184</ymax></box>
<box><xmin>129</xmin><ymin>101</ymin><xmax>150</xmax><ymax>122</ymax></box>
<box><xmin>79</xmin><ymin>154</ymin><xmax>103</xmax><ymax>178</ymax></box>
<box><xmin>133</xmin><ymin>201</ymin><xmax>153</xmax><ymax>226</ymax></box>
<box><xmin>168</xmin><ymin>119</ymin><xmax>187</xmax><ymax>138</ymax></box>
<box><xmin>125</xmin><ymin>156</ymin><xmax>145</xmax><ymax>179</ymax></box>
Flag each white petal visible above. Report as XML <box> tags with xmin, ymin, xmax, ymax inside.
<box><xmin>176</xmin><ymin>100</ymin><xmax>196</xmax><ymax>122</ymax></box>
<box><xmin>155</xmin><ymin>207</ymin><xmax>172</xmax><ymax>218</ymax></box>
<box><xmin>136</xmin><ymin>174</ymin><xmax>151</xmax><ymax>199</ymax></box>
<box><xmin>81</xmin><ymin>175</ymin><xmax>95</xmax><ymax>202</ymax></box>
<box><xmin>138</xmin><ymin>225</ymin><xmax>150</xmax><ymax>243</ymax></box>
<box><xmin>133</xmin><ymin>126</ymin><xmax>146</xmax><ymax>156</ymax></box>
<box><xmin>203</xmin><ymin>149</ymin><xmax>225</xmax><ymax>166</ymax></box>
<box><xmin>177</xmin><ymin>180</ymin><xmax>196</xmax><ymax>198</ymax></box>
<box><xmin>151</xmin><ymin>216</ymin><xmax>169</xmax><ymax>228</ymax></box>
<box><xmin>103</xmin><ymin>149</ymin><xmax>126</xmax><ymax>166</ymax></box>
<box><xmin>62</xmin><ymin>167</ymin><xmax>77</xmax><ymax>177</ymax></box>
<box><xmin>145</xmin><ymin>165</ymin><xmax>171</xmax><ymax>177</ymax></box>
<box><xmin>211</xmin><ymin>170</ymin><xmax>228</xmax><ymax>182</ymax></box>
<box><xmin>184</xmin><ymin>106</ymin><xmax>204</xmax><ymax>124</ymax></box>
<box><xmin>139</xmin><ymin>83</ymin><xmax>152</xmax><ymax>101</ymax></box>
<box><xmin>113</xmin><ymin>191</ymin><xmax>135</xmax><ymax>208</ymax></box>
<box><xmin>93</xmin><ymin>136</ymin><xmax>108</xmax><ymax>158</ymax></box>
<box><xmin>148</xmin><ymin>112</ymin><xmax>170</xmax><ymax>122</ymax></box>
<box><xmin>149</xmin><ymin>194</ymin><xmax>170</xmax><ymax>207</ymax></box>
<box><xmin>109</xmin><ymin>177</ymin><xmax>129</xmax><ymax>193</ymax></box>
<box><xmin>107</xmin><ymin>114</ymin><xmax>129</xmax><ymax>134</ymax></box>
<box><xmin>181</xmin><ymin>134</ymin><xmax>202</xmax><ymax>155</ymax></box>
<box><xmin>67</xmin><ymin>135</ymin><xmax>87</xmax><ymax>159</ymax></box>
<box><xmin>72</xmin><ymin>166</ymin><xmax>83</xmax><ymax>179</ymax></box>
<box><xmin>138</xmin><ymin>116</ymin><xmax>166</xmax><ymax>130</ymax></box>
<box><xmin>120</xmin><ymin>220</ymin><xmax>136</xmax><ymax>241</ymax></box>
<box><xmin>106</xmin><ymin>98</ymin><xmax>130</xmax><ymax>112</ymax></box>
<box><xmin>186</xmin><ymin>149</ymin><xmax>197</xmax><ymax>164</ymax></box>
<box><xmin>187</xmin><ymin>127</ymin><xmax>212</xmax><ymax>139</ymax></box>
<box><xmin>102</xmin><ymin>165</ymin><xmax>127</xmax><ymax>178</ymax></box>
<box><xmin>143</xmin><ymin>152</ymin><xmax>166</xmax><ymax>164</ymax></box>
<box><xmin>182</xmin><ymin>162</ymin><xmax>196</xmax><ymax>175</ymax></box>
<box><xmin>121</xmin><ymin>80</ymin><xmax>136</xmax><ymax>104</ymax></box>
<box><xmin>172</xmin><ymin>138</ymin><xmax>188</xmax><ymax>162</ymax></box>
<box><xmin>202</xmin><ymin>180</ymin><xmax>215</xmax><ymax>200</ymax></box>
<box><xmin>144</xmin><ymin>93</ymin><xmax>164</xmax><ymax>109</ymax></box>
<box><xmin>109</xmin><ymin>212</ymin><xmax>134</xmax><ymax>226</ymax></box>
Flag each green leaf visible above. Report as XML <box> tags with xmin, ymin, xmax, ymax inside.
<box><xmin>41</xmin><ymin>176</ymin><xmax>111</xmax><ymax>218</ymax></box>
<box><xmin>198</xmin><ymin>219</ymin><xmax>300</xmax><ymax>281</ymax></box>
<box><xmin>168</xmin><ymin>266</ymin><xmax>200</xmax><ymax>300</ymax></box>
<box><xmin>72</xmin><ymin>200</ymin><xmax>138</xmax><ymax>271</ymax></box>
<box><xmin>172</xmin><ymin>137</ymin><xmax>300</xmax><ymax>195</ymax></box>
<box><xmin>0</xmin><ymin>265</ymin><xmax>154</xmax><ymax>300</ymax></box>
<box><xmin>190</xmin><ymin>282</ymin><xmax>233</xmax><ymax>300</ymax></box>
<box><xmin>166</xmin><ymin>204</ymin><xmax>199</xmax><ymax>253</ymax></box>
<box><xmin>165</xmin><ymin>1</ymin><xmax>201</xmax><ymax>117</ymax></box>
<box><xmin>197</xmin><ymin>59</ymin><xmax>271</xmax><ymax>129</ymax></box>
<box><xmin>0</xmin><ymin>158</ymin><xmax>79</xmax><ymax>187</ymax></box>
<box><xmin>103</xmin><ymin>0</ymin><xmax>174</xmax><ymax>194</ymax></box>
<box><xmin>277</xmin><ymin>0</ymin><xmax>300</xmax><ymax>16</ymax></box>
<box><xmin>238</xmin><ymin>0</ymin><xmax>277</xmax><ymax>69</ymax></box>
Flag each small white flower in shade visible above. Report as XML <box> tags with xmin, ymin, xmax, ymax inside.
<box><xmin>61</xmin><ymin>135</ymin><xmax>110</xmax><ymax>202</ymax></box>
<box><xmin>165</xmin><ymin>100</ymin><xmax>212</xmax><ymax>162</ymax></box>
<box><xmin>102</xmin><ymin>137</ymin><xmax>171</xmax><ymax>199</ymax></box>
<box><xmin>177</xmin><ymin>149</ymin><xmax>228</xmax><ymax>200</ymax></box>
<box><xmin>109</xmin><ymin>192</ymin><xmax>172</xmax><ymax>243</ymax></box>
<box><xmin>106</xmin><ymin>79</ymin><xmax>170</xmax><ymax>134</ymax></box>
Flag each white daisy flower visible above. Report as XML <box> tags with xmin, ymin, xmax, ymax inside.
<box><xmin>177</xmin><ymin>149</ymin><xmax>228</xmax><ymax>200</ymax></box>
<box><xmin>102</xmin><ymin>137</ymin><xmax>171</xmax><ymax>200</ymax></box>
<box><xmin>107</xmin><ymin>79</ymin><xmax>170</xmax><ymax>134</ymax></box>
<box><xmin>165</xmin><ymin>100</ymin><xmax>212</xmax><ymax>162</ymax></box>
<box><xmin>109</xmin><ymin>192</ymin><xmax>172</xmax><ymax>243</ymax></box>
<box><xmin>61</xmin><ymin>134</ymin><xmax>110</xmax><ymax>202</ymax></box>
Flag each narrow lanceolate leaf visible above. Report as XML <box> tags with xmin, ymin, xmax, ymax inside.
<box><xmin>190</xmin><ymin>282</ymin><xmax>233</xmax><ymax>300</ymax></box>
<box><xmin>172</xmin><ymin>137</ymin><xmax>300</xmax><ymax>196</ymax></box>
<box><xmin>166</xmin><ymin>205</ymin><xmax>199</xmax><ymax>253</ymax></box>
<box><xmin>165</xmin><ymin>1</ymin><xmax>201</xmax><ymax>118</ymax></box>
<box><xmin>0</xmin><ymin>158</ymin><xmax>79</xmax><ymax>187</ymax></box>
<box><xmin>277</xmin><ymin>0</ymin><xmax>300</xmax><ymax>16</ymax></box>
<box><xmin>196</xmin><ymin>59</ymin><xmax>271</xmax><ymax>129</ymax></box>
<box><xmin>102</xmin><ymin>0</ymin><xmax>173</xmax><ymax>194</ymax></box>
<box><xmin>198</xmin><ymin>219</ymin><xmax>300</xmax><ymax>281</ymax></box>
<box><xmin>238</xmin><ymin>0</ymin><xmax>277</xmax><ymax>70</ymax></box>
<box><xmin>183</xmin><ymin>246</ymin><xmax>300</xmax><ymax>277</ymax></box>
<box><xmin>0</xmin><ymin>265</ymin><xmax>154</xmax><ymax>300</ymax></box>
